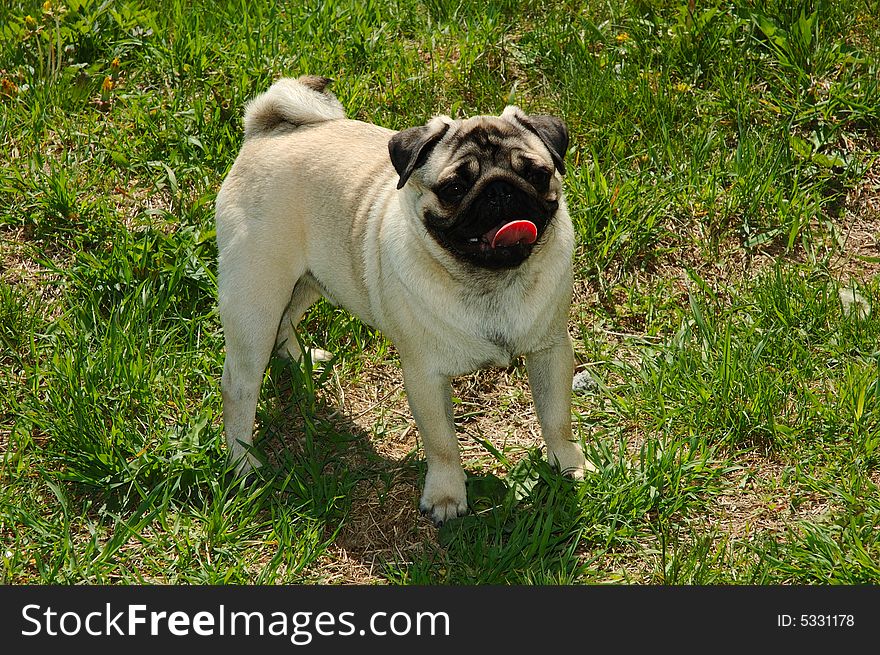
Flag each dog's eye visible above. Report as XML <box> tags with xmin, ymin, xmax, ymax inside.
<box><xmin>437</xmin><ymin>181</ymin><xmax>468</xmax><ymax>201</ymax></box>
<box><xmin>527</xmin><ymin>168</ymin><xmax>551</xmax><ymax>189</ymax></box>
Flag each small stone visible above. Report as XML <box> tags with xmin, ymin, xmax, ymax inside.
<box><xmin>572</xmin><ymin>370</ymin><xmax>598</xmax><ymax>393</ymax></box>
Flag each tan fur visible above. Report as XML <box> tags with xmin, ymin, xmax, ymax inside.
<box><xmin>216</xmin><ymin>76</ymin><xmax>586</xmax><ymax>525</ymax></box>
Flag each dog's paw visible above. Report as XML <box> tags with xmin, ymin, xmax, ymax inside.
<box><xmin>276</xmin><ymin>341</ymin><xmax>334</xmax><ymax>366</ymax></box>
<box><xmin>229</xmin><ymin>449</ymin><xmax>262</xmax><ymax>478</ymax></box>
<box><xmin>419</xmin><ymin>467</ymin><xmax>467</xmax><ymax>526</ymax></box>
<box><xmin>419</xmin><ymin>498</ymin><xmax>467</xmax><ymax>526</ymax></box>
<box><xmin>547</xmin><ymin>441</ymin><xmax>594</xmax><ymax>479</ymax></box>
<box><xmin>309</xmin><ymin>348</ymin><xmax>334</xmax><ymax>364</ymax></box>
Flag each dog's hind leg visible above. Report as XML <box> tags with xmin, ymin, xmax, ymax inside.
<box><xmin>274</xmin><ymin>276</ymin><xmax>333</xmax><ymax>364</ymax></box>
<box><xmin>219</xmin><ymin>257</ymin><xmax>303</xmax><ymax>476</ymax></box>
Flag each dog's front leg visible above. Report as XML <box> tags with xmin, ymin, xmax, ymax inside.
<box><xmin>525</xmin><ymin>333</ymin><xmax>588</xmax><ymax>478</ymax></box>
<box><xmin>400</xmin><ymin>360</ymin><xmax>467</xmax><ymax>525</ymax></box>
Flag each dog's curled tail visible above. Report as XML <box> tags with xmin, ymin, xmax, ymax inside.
<box><xmin>243</xmin><ymin>75</ymin><xmax>346</xmax><ymax>139</ymax></box>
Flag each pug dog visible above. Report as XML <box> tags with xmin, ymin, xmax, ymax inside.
<box><xmin>216</xmin><ymin>75</ymin><xmax>587</xmax><ymax>525</ymax></box>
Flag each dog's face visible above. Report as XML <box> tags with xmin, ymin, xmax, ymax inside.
<box><xmin>389</xmin><ymin>107</ymin><xmax>569</xmax><ymax>269</ymax></box>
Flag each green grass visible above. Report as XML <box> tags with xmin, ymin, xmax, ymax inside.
<box><xmin>1</xmin><ymin>0</ymin><xmax>879</xmax><ymax>584</ymax></box>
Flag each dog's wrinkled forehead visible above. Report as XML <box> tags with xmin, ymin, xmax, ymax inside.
<box><xmin>449</xmin><ymin>119</ymin><xmax>520</xmax><ymax>158</ymax></box>
<box><xmin>437</xmin><ymin>117</ymin><xmax>544</xmax><ymax>174</ymax></box>
<box><xmin>388</xmin><ymin>107</ymin><xmax>568</xmax><ymax>190</ymax></box>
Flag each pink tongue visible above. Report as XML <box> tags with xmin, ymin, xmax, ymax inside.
<box><xmin>490</xmin><ymin>220</ymin><xmax>538</xmax><ymax>248</ymax></box>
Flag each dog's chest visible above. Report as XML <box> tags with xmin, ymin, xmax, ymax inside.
<box><xmin>372</xmin><ymin>241</ymin><xmax>569</xmax><ymax>375</ymax></box>
<box><xmin>480</xmin><ymin>329</ymin><xmax>519</xmax><ymax>367</ymax></box>
<box><xmin>430</xmin><ymin>303</ymin><xmax>549</xmax><ymax>374</ymax></box>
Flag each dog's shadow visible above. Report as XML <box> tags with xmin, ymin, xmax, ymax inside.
<box><xmin>253</xmin><ymin>353</ymin><xmax>435</xmax><ymax>569</ymax></box>
<box><xmin>248</xmin><ymin>353</ymin><xmax>590</xmax><ymax>584</ymax></box>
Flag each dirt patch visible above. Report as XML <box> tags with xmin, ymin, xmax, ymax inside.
<box><xmin>705</xmin><ymin>455</ymin><xmax>831</xmax><ymax>541</ymax></box>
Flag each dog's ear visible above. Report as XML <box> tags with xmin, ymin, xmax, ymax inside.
<box><xmin>502</xmin><ymin>108</ymin><xmax>569</xmax><ymax>176</ymax></box>
<box><xmin>388</xmin><ymin>120</ymin><xmax>449</xmax><ymax>190</ymax></box>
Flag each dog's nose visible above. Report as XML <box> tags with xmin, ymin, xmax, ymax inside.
<box><xmin>485</xmin><ymin>181</ymin><xmax>515</xmax><ymax>208</ymax></box>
